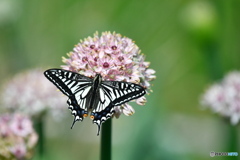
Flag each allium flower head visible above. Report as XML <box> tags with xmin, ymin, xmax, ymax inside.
<box><xmin>201</xmin><ymin>71</ymin><xmax>240</xmax><ymax>125</ymax></box>
<box><xmin>0</xmin><ymin>113</ymin><xmax>38</xmax><ymax>160</ymax></box>
<box><xmin>1</xmin><ymin>69</ymin><xmax>66</xmax><ymax>120</ymax></box>
<box><xmin>62</xmin><ymin>31</ymin><xmax>156</xmax><ymax>116</ymax></box>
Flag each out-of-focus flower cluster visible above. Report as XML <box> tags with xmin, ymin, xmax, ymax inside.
<box><xmin>1</xmin><ymin>69</ymin><xmax>67</xmax><ymax>120</ymax></box>
<box><xmin>0</xmin><ymin>113</ymin><xmax>38</xmax><ymax>160</ymax></box>
<box><xmin>201</xmin><ymin>71</ymin><xmax>240</xmax><ymax>125</ymax></box>
<box><xmin>62</xmin><ymin>31</ymin><xmax>156</xmax><ymax>117</ymax></box>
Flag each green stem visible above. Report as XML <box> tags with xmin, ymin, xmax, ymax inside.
<box><xmin>221</xmin><ymin>0</ymin><xmax>239</xmax><ymax>158</ymax></box>
<box><xmin>228</xmin><ymin>124</ymin><xmax>238</xmax><ymax>157</ymax></box>
<box><xmin>100</xmin><ymin>119</ymin><xmax>112</xmax><ymax>160</ymax></box>
<box><xmin>35</xmin><ymin>116</ymin><xmax>45</xmax><ymax>160</ymax></box>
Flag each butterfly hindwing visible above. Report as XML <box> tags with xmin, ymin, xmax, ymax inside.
<box><xmin>92</xmin><ymin>104</ymin><xmax>115</xmax><ymax>135</ymax></box>
<box><xmin>91</xmin><ymin>88</ymin><xmax>115</xmax><ymax>135</ymax></box>
<box><xmin>44</xmin><ymin>69</ymin><xmax>93</xmax><ymax>127</ymax></box>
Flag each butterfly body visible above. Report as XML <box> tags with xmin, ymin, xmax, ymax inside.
<box><xmin>82</xmin><ymin>74</ymin><xmax>101</xmax><ymax>110</ymax></box>
<box><xmin>44</xmin><ymin>69</ymin><xmax>146</xmax><ymax>135</ymax></box>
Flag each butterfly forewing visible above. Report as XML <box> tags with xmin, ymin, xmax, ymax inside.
<box><xmin>44</xmin><ymin>69</ymin><xmax>93</xmax><ymax>127</ymax></box>
<box><xmin>101</xmin><ymin>81</ymin><xmax>146</xmax><ymax>106</ymax></box>
<box><xmin>44</xmin><ymin>69</ymin><xmax>92</xmax><ymax>95</ymax></box>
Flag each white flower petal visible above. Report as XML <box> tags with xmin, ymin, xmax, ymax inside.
<box><xmin>122</xmin><ymin>104</ymin><xmax>135</xmax><ymax>116</ymax></box>
<box><xmin>201</xmin><ymin>71</ymin><xmax>240</xmax><ymax>125</ymax></box>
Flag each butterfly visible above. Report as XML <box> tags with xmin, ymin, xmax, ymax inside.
<box><xmin>44</xmin><ymin>69</ymin><xmax>146</xmax><ymax>135</ymax></box>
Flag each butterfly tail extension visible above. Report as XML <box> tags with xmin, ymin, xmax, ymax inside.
<box><xmin>97</xmin><ymin>121</ymin><xmax>101</xmax><ymax>136</ymax></box>
<box><xmin>93</xmin><ymin>118</ymin><xmax>103</xmax><ymax>136</ymax></box>
<box><xmin>71</xmin><ymin>119</ymin><xmax>78</xmax><ymax>129</ymax></box>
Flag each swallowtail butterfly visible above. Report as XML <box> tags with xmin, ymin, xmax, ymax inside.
<box><xmin>44</xmin><ymin>69</ymin><xmax>146</xmax><ymax>135</ymax></box>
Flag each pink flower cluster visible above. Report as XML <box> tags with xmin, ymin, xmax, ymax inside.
<box><xmin>1</xmin><ymin>69</ymin><xmax>67</xmax><ymax>120</ymax></box>
<box><xmin>201</xmin><ymin>71</ymin><xmax>240</xmax><ymax>125</ymax></box>
<box><xmin>0</xmin><ymin>113</ymin><xmax>38</xmax><ymax>160</ymax></box>
<box><xmin>62</xmin><ymin>31</ymin><xmax>156</xmax><ymax>117</ymax></box>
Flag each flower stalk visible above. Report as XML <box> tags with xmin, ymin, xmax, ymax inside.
<box><xmin>100</xmin><ymin>119</ymin><xmax>112</xmax><ymax>160</ymax></box>
<box><xmin>34</xmin><ymin>115</ymin><xmax>45</xmax><ymax>160</ymax></box>
<box><xmin>228</xmin><ymin>124</ymin><xmax>238</xmax><ymax>154</ymax></box>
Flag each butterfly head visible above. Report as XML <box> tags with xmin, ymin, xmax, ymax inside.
<box><xmin>92</xmin><ymin>74</ymin><xmax>102</xmax><ymax>88</ymax></box>
<box><xmin>93</xmin><ymin>73</ymin><xmax>102</xmax><ymax>81</ymax></box>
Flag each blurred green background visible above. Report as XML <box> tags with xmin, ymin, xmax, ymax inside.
<box><xmin>1</xmin><ymin>0</ymin><xmax>240</xmax><ymax>160</ymax></box>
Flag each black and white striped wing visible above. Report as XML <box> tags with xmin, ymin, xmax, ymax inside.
<box><xmin>101</xmin><ymin>81</ymin><xmax>146</xmax><ymax>106</ymax></box>
<box><xmin>44</xmin><ymin>69</ymin><xmax>146</xmax><ymax>135</ymax></box>
<box><xmin>91</xmin><ymin>81</ymin><xmax>146</xmax><ymax>135</ymax></box>
<box><xmin>44</xmin><ymin>69</ymin><xmax>93</xmax><ymax>128</ymax></box>
<box><xmin>89</xmin><ymin>87</ymin><xmax>114</xmax><ymax>135</ymax></box>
